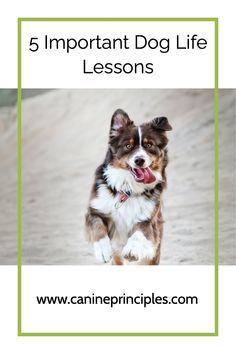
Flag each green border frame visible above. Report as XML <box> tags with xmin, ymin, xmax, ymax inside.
<box><xmin>17</xmin><ymin>17</ymin><xmax>219</xmax><ymax>337</ymax></box>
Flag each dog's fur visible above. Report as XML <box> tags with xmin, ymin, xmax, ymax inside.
<box><xmin>85</xmin><ymin>109</ymin><xmax>172</xmax><ymax>265</ymax></box>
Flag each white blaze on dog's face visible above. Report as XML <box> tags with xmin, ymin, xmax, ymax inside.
<box><xmin>108</xmin><ymin>109</ymin><xmax>172</xmax><ymax>186</ymax></box>
<box><xmin>128</xmin><ymin>126</ymin><xmax>152</xmax><ymax>169</ymax></box>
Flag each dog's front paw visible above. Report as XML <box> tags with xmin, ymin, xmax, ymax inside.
<box><xmin>122</xmin><ymin>231</ymin><xmax>155</xmax><ymax>261</ymax></box>
<box><xmin>94</xmin><ymin>235</ymin><xmax>112</xmax><ymax>263</ymax></box>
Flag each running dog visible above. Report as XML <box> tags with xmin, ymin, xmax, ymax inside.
<box><xmin>85</xmin><ymin>109</ymin><xmax>172</xmax><ymax>265</ymax></box>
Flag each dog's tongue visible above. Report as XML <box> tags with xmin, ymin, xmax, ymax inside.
<box><xmin>132</xmin><ymin>167</ymin><xmax>156</xmax><ymax>184</ymax></box>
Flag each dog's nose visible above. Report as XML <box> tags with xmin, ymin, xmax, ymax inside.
<box><xmin>134</xmin><ymin>157</ymin><xmax>145</xmax><ymax>167</ymax></box>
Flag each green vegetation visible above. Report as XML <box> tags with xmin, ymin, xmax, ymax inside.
<box><xmin>0</xmin><ymin>89</ymin><xmax>52</xmax><ymax>107</ymax></box>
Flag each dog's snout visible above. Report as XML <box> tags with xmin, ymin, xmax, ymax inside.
<box><xmin>134</xmin><ymin>156</ymin><xmax>145</xmax><ymax>167</ymax></box>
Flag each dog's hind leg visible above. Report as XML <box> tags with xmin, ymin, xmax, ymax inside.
<box><xmin>111</xmin><ymin>251</ymin><xmax>124</xmax><ymax>265</ymax></box>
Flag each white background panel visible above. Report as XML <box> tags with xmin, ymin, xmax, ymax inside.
<box><xmin>21</xmin><ymin>21</ymin><xmax>214</xmax><ymax>88</ymax></box>
<box><xmin>22</xmin><ymin>266</ymin><xmax>215</xmax><ymax>333</ymax></box>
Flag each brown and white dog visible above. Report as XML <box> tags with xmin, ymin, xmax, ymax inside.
<box><xmin>85</xmin><ymin>109</ymin><xmax>172</xmax><ymax>265</ymax></box>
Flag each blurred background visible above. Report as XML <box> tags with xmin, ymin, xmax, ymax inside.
<box><xmin>0</xmin><ymin>89</ymin><xmax>235</xmax><ymax>264</ymax></box>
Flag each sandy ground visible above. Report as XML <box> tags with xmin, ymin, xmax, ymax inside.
<box><xmin>0</xmin><ymin>89</ymin><xmax>235</xmax><ymax>265</ymax></box>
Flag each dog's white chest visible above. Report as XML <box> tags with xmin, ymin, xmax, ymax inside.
<box><xmin>111</xmin><ymin>195</ymin><xmax>154</xmax><ymax>235</ymax></box>
<box><xmin>90</xmin><ymin>185</ymin><xmax>155</xmax><ymax>242</ymax></box>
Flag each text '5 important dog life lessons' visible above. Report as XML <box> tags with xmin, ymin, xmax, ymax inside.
<box><xmin>28</xmin><ymin>33</ymin><xmax>208</xmax><ymax>75</ymax></box>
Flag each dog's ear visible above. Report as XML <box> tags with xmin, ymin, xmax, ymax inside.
<box><xmin>152</xmin><ymin>117</ymin><xmax>172</xmax><ymax>131</ymax></box>
<box><xmin>110</xmin><ymin>109</ymin><xmax>133</xmax><ymax>138</ymax></box>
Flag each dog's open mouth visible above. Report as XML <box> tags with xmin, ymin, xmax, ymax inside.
<box><xmin>130</xmin><ymin>167</ymin><xmax>156</xmax><ymax>184</ymax></box>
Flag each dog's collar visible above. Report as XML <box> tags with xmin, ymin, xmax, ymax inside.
<box><xmin>114</xmin><ymin>190</ymin><xmax>131</xmax><ymax>209</ymax></box>
<box><xmin>118</xmin><ymin>190</ymin><xmax>131</xmax><ymax>202</ymax></box>
<box><xmin>114</xmin><ymin>188</ymin><xmax>156</xmax><ymax>209</ymax></box>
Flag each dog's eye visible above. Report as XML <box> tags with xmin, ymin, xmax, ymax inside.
<box><xmin>145</xmin><ymin>143</ymin><xmax>153</xmax><ymax>149</ymax></box>
<box><xmin>125</xmin><ymin>144</ymin><xmax>133</xmax><ymax>150</ymax></box>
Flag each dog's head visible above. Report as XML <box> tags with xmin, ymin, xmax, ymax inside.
<box><xmin>108</xmin><ymin>109</ymin><xmax>172</xmax><ymax>185</ymax></box>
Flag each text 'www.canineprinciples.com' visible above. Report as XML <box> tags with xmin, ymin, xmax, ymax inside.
<box><xmin>36</xmin><ymin>293</ymin><xmax>198</xmax><ymax>308</ymax></box>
